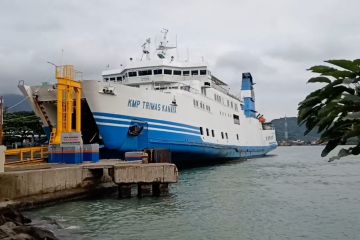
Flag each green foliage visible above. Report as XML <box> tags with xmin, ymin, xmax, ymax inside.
<box><xmin>271</xmin><ymin>117</ymin><xmax>320</xmax><ymax>142</ymax></box>
<box><xmin>298</xmin><ymin>59</ymin><xmax>360</xmax><ymax>161</ymax></box>
<box><xmin>3</xmin><ymin>111</ymin><xmax>45</xmax><ymax>147</ymax></box>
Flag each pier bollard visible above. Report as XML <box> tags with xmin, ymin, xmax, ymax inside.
<box><xmin>118</xmin><ymin>184</ymin><xmax>132</xmax><ymax>198</ymax></box>
<box><xmin>137</xmin><ymin>184</ymin><xmax>152</xmax><ymax>198</ymax></box>
<box><xmin>0</xmin><ymin>145</ymin><xmax>5</xmax><ymax>173</ymax></box>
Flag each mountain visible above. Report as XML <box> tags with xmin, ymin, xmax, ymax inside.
<box><xmin>0</xmin><ymin>94</ymin><xmax>32</xmax><ymax>112</ymax></box>
<box><xmin>270</xmin><ymin>117</ymin><xmax>320</xmax><ymax>143</ymax></box>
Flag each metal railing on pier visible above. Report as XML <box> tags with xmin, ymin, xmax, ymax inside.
<box><xmin>5</xmin><ymin>146</ymin><xmax>48</xmax><ymax>165</ymax></box>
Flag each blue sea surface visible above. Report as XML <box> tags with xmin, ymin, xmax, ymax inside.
<box><xmin>27</xmin><ymin>146</ymin><xmax>360</xmax><ymax>240</ymax></box>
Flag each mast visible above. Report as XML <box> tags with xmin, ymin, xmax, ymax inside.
<box><xmin>156</xmin><ymin>29</ymin><xmax>176</xmax><ymax>59</ymax></box>
<box><xmin>141</xmin><ymin>38</ymin><xmax>151</xmax><ymax>61</ymax></box>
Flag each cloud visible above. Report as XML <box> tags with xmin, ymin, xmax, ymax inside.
<box><xmin>0</xmin><ymin>0</ymin><xmax>360</xmax><ymax>120</ymax></box>
<box><xmin>215</xmin><ymin>51</ymin><xmax>275</xmax><ymax>74</ymax></box>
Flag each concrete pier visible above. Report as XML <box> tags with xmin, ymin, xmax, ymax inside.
<box><xmin>0</xmin><ymin>146</ymin><xmax>5</xmax><ymax>173</ymax></box>
<box><xmin>0</xmin><ymin>160</ymin><xmax>178</xmax><ymax>210</ymax></box>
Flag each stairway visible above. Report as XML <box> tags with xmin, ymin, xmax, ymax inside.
<box><xmin>34</xmin><ymin>97</ymin><xmax>53</xmax><ymax>128</ymax></box>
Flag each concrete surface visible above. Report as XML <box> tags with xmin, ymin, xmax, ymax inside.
<box><xmin>113</xmin><ymin>163</ymin><xmax>178</xmax><ymax>184</ymax></box>
<box><xmin>0</xmin><ymin>146</ymin><xmax>5</xmax><ymax>173</ymax></box>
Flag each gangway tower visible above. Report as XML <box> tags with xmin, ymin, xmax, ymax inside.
<box><xmin>52</xmin><ymin>65</ymin><xmax>82</xmax><ymax>145</ymax></box>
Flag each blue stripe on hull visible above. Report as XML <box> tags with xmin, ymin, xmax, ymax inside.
<box><xmin>94</xmin><ymin>112</ymin><xmax>199</xmax><ymax>131</ymax></box>
<box><xmin>96</xmin><ymin>121</ymin><xmax>277</xmax><ymax>161</ymax></box>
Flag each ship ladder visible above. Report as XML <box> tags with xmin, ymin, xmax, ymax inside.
<box><xmin>33</xmin><ymin>97</ymin><xmax>52</xmax><ymax>128</ymax></box>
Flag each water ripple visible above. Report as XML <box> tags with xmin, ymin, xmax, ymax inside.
<box><xmin>26</xmin><ymin>146</ymin><xmax>360</xmax><ymax>240</ymax></box>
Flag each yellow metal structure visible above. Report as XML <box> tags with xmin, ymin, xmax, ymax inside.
<box><xmin>52</xmin><ymin>65</ymin><xmax>82</xmax><ymax>145</ymax></box>
<box><xmin>5</xmin><ymin>146</ymin><xmax>48</xmax><ymax>165</ymax></box>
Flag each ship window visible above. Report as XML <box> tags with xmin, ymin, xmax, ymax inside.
<box><xmin>164</xmin><ymin>69</ymin><xmax>172</xmax><ymax>75</ymax></box>
<box><xmin>104</xmin><ymin>78</ymin><xmax>109</xmax><ymax>82</ymax></box>
<box><xmin>180</xmin><ymin>86</ymin><xmax>190</xmax><ymax>91</ymax></box>
<box><xmin>227</xmin><ymin>100</ymin><xmax>229</xmax><ymax>106</ymax></box>
<box><xmin>110</xmin><ymin>77</ymin><xmax>115</xmax><ymax>81</ymax></box>
<box><xmin>139</xmin><ymin>70</ymin><xmax>152</xmax><ymax>76</ymax></box>
<box><xmin>128</xmin><ymin>71</ymin><xmax>137</xmax><ymax>77</ymax></box>
<box><xmin>215</xmin><ymin>94</ymin><xmax>221</xmax><ymax>103</ymax></box>
<box><xmin>212</xmin><ymin>130</ymin><xmax>215</xmax><ymax>137</ymax></box>
<box><xmin>200</xmin><ymin>70</ymin><xmax>207</xmax><ymax>75</ymax></box>
<box><xmin>154</xmin><ymin>69</ymin><xmax>163</xmax><ymax>75</ymax></box>
<box><xmin>231</xmin><ymin>102</ymin><xmax>233</xmax><ymax>108</ymax></box>
<box><xmin>200</xmin><ymin>127</ymin><xmax>203</xmax><ymax>135</ymax></box>
<box><xmin>191</xmin><ymin>70</ymin><xmax>198</xmax><ymax>75</ymax></box>
<box><xmin>201</xmin><ymin>87</ymin><xmax>206</xmax><ymax>96</ymax></box>
<box><xmin>116</xmin><ymin>76</ymin><xmax>122</xmax><ymax>81</ymax></box>
<box><xmin>221</xmin><ymin>132</ymin><xmax>224</xmax><ymax>139</ymax></box>
<box><xmin>183</xmin><ymin>70</ymin><xmax>190</xmax><ymax>76</ymax></box>
<box><xmin>173</xmin><ymin>70</ymin><xmax>181</xmax><ymax>75</ymax></box>
<box><xmin>206</xmin><ymin>128</ymin><xmax>209</xmax><ymax>136</ymax></box>
<box><xmin>237</xmin><ymin>134</ymin><xmax>239</xmax><ymax>140</ymax></box>
<box><xmin>233</xmin><ymin>114</ymin><xmax>240</xmax><ymax>125</ymax></box>
<box><xmin>225</xmin><ymin>133</ymin><xmax>228</xmax><ymax>139</ymax></box>
<box><xmin>235</xmin><ymin>104</ymin><xmax>238</xmax><ymax>111</ymax></box>
<box><xmin>240</xmin><ymin>104</ymin><xmax>244</xmax><ymax>110</ymax></box>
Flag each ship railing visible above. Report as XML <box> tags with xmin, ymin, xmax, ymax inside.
<box><xmin>55</xmin><ymin>65</ymin><xmax>82</xmax><ymax>81</ymax></box>
<box><xmin>211</xmin><ymin>81</ymin><xmax>229</xmax><ymax>94</ymax></box>
<box><xmin>211</xmin><ymin>82</ymin><xmax>242</xmax><ymax>102</ymax></box>
<box><xmin>154</xmin><ymin>82</ymin><xmax>200</xmax><ymax>94</ymax></box>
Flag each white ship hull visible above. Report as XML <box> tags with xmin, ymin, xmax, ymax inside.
<box><xmin>81</xmin><ymin>80</ymin><xmax>277</xmax><ymax>162</ymax></box>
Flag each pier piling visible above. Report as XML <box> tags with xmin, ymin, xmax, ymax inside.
<box><xmin>137</xmin><ymin>184</ymin><xmax>152</xmax><ymax>198</ymax></box>
<box><xmin>118</xmin><ymin>184</ymin><xmax>132</xmax><ymax>198</ymax></box>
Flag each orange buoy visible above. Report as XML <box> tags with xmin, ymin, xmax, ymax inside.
<box><xmin>259</xmin><ymin>116</ymin><xmax>266</xmax><ymax>123</ymax></box>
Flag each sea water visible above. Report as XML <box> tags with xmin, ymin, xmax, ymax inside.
<box><xmin>27</xmin><ymin>146</ymin><xmax>360</xmax><ymax>240</ymax></box>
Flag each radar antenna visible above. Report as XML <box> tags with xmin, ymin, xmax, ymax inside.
<box><xmin>156</xmin><ymin>29</ymin><xmax>176</xmax><ymax>59</ymax></box>
<box><xmin>141</xmin><ymin>38</ymin><xmax>151</xmax><ymax>61</ymax></box>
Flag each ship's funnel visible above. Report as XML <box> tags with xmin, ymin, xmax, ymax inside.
<box><xmin>241</xmin><ymin>72</ymin><xmax>256</xmax><ymax>118</ymax></box>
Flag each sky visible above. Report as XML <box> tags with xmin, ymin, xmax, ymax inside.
<box><xmin>1</xmin><ymin>0</ymin><xmax>359</xmax><ymax>120</ymax></box>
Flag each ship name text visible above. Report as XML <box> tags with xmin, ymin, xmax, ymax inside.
<box><xmin>128</xmin><ymin>99</ymin><xmax>177</xmax><ymax>113</ymax></box>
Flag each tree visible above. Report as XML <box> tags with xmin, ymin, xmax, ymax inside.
<box><xmin>3</xmin><ymin>111</ymin><xmax>45</xmax><ymax>147</ymax></box>
<box><xmin>298</xmin><ymin>59</ymin><xmax>360</xmax><ymax>161</ymax></box>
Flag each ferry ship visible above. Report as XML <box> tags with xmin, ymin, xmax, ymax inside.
<box><xmin>19</xmin><ymin>30</ymin><xmax>277</xmax><ymax>164</ymax></box>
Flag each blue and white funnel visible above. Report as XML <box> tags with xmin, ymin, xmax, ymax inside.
<box><xmin>241</xmin><ymin>72</ymin><xmax>256</xmax><ymax>118</ymax></box>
